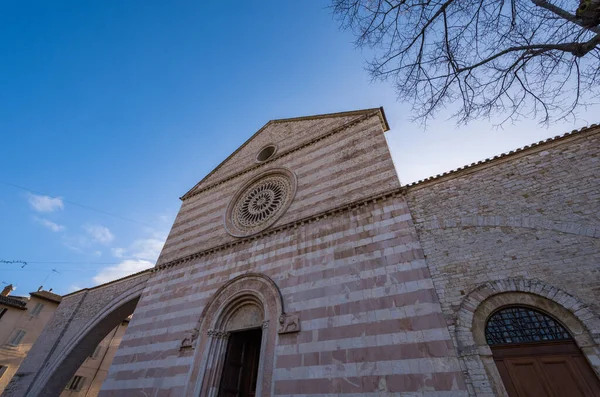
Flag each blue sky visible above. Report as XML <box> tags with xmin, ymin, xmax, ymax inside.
<box><xmin>1</xmin><ymin>1</ymin><xmax>598</xmax><ymax>296</ymax></box>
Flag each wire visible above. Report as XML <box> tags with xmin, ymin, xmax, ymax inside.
<box><xmin>0</xmin><ymin>180</ymin><xmax>155</xmax><ymax>228</ymax></box>
<box><xmin>25</xmin><ymin>261</ymin><xmax>123</xmax><ymax>265</ymax></box>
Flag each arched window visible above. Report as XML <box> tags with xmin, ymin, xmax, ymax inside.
<box><xmin>485</xmin><ymin>306</ymin><xmax>572</xmax><ymax>345</ymax></box>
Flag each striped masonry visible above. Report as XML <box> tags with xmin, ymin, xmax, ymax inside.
<box><xmin>157</xmin><ymin>114</ymin><xmax>400</xmax><ymax>265</ymax></box>
<box><xmin>101</xmin><ymin>195</ymin><xmax>467</xmax><ymax>396</ymax></box>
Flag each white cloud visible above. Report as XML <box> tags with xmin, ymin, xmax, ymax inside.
<box><xmin>130</xmin><ymin>238</ymin><xmax>164</xmax><ymax>261</ymax></box>
<box><xmin>93</xmin><ymin>259</ymin><xmax>153</xmax><ymax>285</ymax></box>
<box><xmin>68</xmin><ymin>285</ymin><xmax>83</xmax><ymax>293</ymax></box>
<box><xmin>110</xmin><ymin>238</ymin><xmax>165</xmax><ymax>262</ymax></box>
<box><xmin>84</xmin><ymin>224</ymin><xmax>114</xmax><ymax>244</ymax></box>
<box><xmin>111</xmin><ymin>247</ymin><xmax>126</xmax><ymax>258</ymax></box>
<box><xmin>62</xmin><ymin>235</ymin><xmax>90</xmax><ymax>252</ymax></box>
<box><xmin>34</xmin><ymin>217</ymin><xmax>65</xmax><ymax>232</ymax></box>
<box><xmin>27</xmin><ymin>194</ymin><xmax>64</xmax><ymax>212</ymax></box>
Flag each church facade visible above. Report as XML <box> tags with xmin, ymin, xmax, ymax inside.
<box><xmin>11</xmin><ymin>108</ymin><xmax>597</xmax><ymax>397</ymax></box>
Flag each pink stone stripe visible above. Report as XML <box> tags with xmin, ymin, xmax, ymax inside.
<box><xmin>273</xmin><ymin>372</ymin><xmax>466</xmax><ymax>394</ymax></box>
<box><xmin>276</xmin><ymin>340</ymin><xmax>455</xmax><ymax>368</ymax></box>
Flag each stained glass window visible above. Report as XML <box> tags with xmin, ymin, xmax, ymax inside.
<box><xmin>485</xmin><ymin>306</ymin><xmax>572</xmax><ymax>345</ymax></box>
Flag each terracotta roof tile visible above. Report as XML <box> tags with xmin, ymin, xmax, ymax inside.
<box><xmin>405</xmin><ymin>123</ymin><xmax>599</xmax><ymax>188</ymax></box>
<box><xmin>0</xmin><ymin>295</ymin><xmax>27</xmax><ymax>309</ymax></box>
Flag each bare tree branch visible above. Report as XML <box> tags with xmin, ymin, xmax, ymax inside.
<box><xmin>332</xmin><ymin>0</ymin><xmax>600</xmax><ymax>125</ymax></box>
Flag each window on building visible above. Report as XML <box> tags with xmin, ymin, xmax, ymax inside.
<box><xmin>0</xmin><ymin>365</ymin><xmax>8</xmax><ymax>379</ymax></box>
<box><xmin>7</xmin><ymin>330</ymin><xmax>26</xmax><ymax>346</ymax></box>
<box><xmin>65</xmin><ymin>375</ymin><xmax>85</xmax><ymax>391</ymax></box>
<box><xmin>30</xmin><ymin>302</ymin><xmax>44</xmax><ymax>317</ymax></box>
<box><xmin>485</xmin><ymin>306</ymin><xmax>572</xmax><ymax>345</ymax></box>
<box><xmin>0</xmin><ymin>308</ymin><xmax>7</xmax><ymax>320</ymax></box>
<box><xmin>89</xmin><ymin>344</ymin><xmax>102</xmax><ymax>359</ymax></box>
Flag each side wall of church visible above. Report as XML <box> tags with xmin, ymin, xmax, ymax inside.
<box><xmin>406</xmin><ymin>126</ymin><xmax>600</xmax><ymax>396</ymax></box>
<box><xmin>99</xmin><ymin>114</ymin><xmax>469</xmax><ymax>396</ymax></box>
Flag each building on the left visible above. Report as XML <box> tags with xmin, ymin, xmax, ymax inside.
<box><xmin>0</xmin><ymin>283</ymin><xmax>128</xmax><ymax>396</ymax></box>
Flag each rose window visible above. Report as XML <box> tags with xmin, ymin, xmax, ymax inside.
<box><xmin>225</xmin><ymin>169</ymin><xmax>296</xmax><ymax>237</ymax></box>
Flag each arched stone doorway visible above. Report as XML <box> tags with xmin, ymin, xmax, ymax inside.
<box><xmin>184</xmin><ymin>273</ymin><xmax>283</xmax><ymax>397</ymax></box>
<box><xmin>485</xmin><ymin>306</ymin><xmax>600</xmax><ymax>396</ymax></box>
<box><xmin>455</xmin><ymin>278</ymin><xmax>600</xmax><ymax>396</ymax></box>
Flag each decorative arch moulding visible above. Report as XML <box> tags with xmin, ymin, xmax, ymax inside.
<box><xmin>181</xmin><ymin>273</ymin><xmax>299</xmax><ymax>397</ymax></box>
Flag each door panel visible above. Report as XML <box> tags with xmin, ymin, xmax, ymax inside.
<box><xmin>218</xmin><ymin>328</ymin><xmax>262</xmax><ymax>397</ymax></box>
<box><xmin>493</xmin><ymin>342</ymin><xmax>600</xmax><ymax>397</ymax></box>
<box><xmin>504</xmin><ymin>358</ymin><xmax>554</xmax><ymax>397</ymax></box>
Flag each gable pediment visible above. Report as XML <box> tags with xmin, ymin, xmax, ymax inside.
<box><xmin>181</xmin><ymin>108</ymin><xmax>388</xmax><ymax>199</ymax></box>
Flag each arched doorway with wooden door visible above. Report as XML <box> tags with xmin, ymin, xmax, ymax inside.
<box><xmin>454</xmin><ymin>279</ymin><xmax>600</xmax><ymax>397</ymax></box>
<box><xmin>485</xmin><ymin>306</ymin><xmax>600</xmax><ymax>396</ymax></box>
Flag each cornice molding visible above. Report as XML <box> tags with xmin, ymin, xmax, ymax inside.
<box><xmin>155</xmin><ymin>185</ymin><xmax>407</xmax><ymax>272</ymax></box>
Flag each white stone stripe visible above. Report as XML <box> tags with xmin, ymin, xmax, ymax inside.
<box><xmin>121</xmin><ymin>322</ymin><xmax>197</xmax><ymax>342</ymax></box>
<box><xmin>113</xmin><ymin>340</ymin><xmax>181</xmax><ymax>357</ymax></box>
<box><xmin>301</xmin><ymin>302</ymin><xmax>441</xmax><ymax>331</ymax></box>
<box><xmin>131</xmin><ymin>278</ymin><xmax>433</xmax><ymax>330</ymax></box>
<box><xmin>275</xmin><ymin>327</ymin><xmax>452</xmax><ymax>355</ymax></box>
<box><xmin>100</xmin><ymin>374</ymin><xmax>188</xmax><ymax>390</ymax></box>
<box><xmin>149</xmin><ymin>199</ymin><xmax>408</xmax><ymax>285</ymax></box>
<box><xmin>273</xmin><ymin>357</ymin><xmax>462</xmax><ymax>381</ymax></box>
<box><xmin>163</xmin><ymin>135</ymin><xmax>386</xmax><ymax>246</ymax></box>
<box><xmin>136</xmin><ymin>258</ymin><xmax>426</xmax><ymax>317</ymax></box>
<box><xmin>287</xmin><ymin>278</ymin><xmax>434</xmax><ymax>312</ymax></box>
<box><xmin>161</xmin><ymin>178</ymin><xmax>404</xmax><ymax>258</ymax></box>
<box><xmin>175</xmin><ymin>125</ymin><xmax>379</xmax><ymax>219</ymax></box>
<box><xmin>109</xmin><ymin>355</ymin><xmax>192</xmax><ymax>372</ymax></box>
<box><xmin>275</xmin><ymin>393</ymin><xmax>468</xmax><ymax>397</ymax></box>
<box><xmin>143</xmin><ymin>226</ymin><xmax>416</xmax><ymax>298</ymax></box>
<box><xmin>158</xmin><ymin>205</ymin><xmax>412</xmax><ymax>280</ymax></box>
<box><xmin>124</xmin><ymin>304</ymin><xmax>443</xmax><ymax>351</ymax></box>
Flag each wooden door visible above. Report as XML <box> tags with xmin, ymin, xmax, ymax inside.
<box><xmin>218</xmin><ymin>328</ymin><xmax>262</xmax><ymax>397</ymax></box>
<box><xmin>493</xmin><ymin>341</ymin><xmax>600</xmax><ymax>397</ymax></box>
<box><xmin>486</xmin><ymin>306</ymin><xmax>600</xmax><ymax>397</ymax></box>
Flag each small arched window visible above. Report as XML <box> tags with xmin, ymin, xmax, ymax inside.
<box><xmin>485</xmin><ymin>306</ymin><xmax>572</xmax><ymax>346</ymax></box>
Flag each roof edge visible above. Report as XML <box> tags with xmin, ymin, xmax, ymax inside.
<box><xmin>29</xmin><ymin>291</ymin><xmax>62</xmax><ymax>304</ymax></box>
<box><xmin>62</xmin><ymin>268</ymin><xmax>153</xmax><ymax>299</ymax></box>
<box><xmin>404</xmin><ymin>122</ymin><xmax>599</xmax><ymax>190</ymax></box>
<box><xmin>180</xmin><ymin>107</ymin><xmax>389</xmax><ymax>200</ymax></box>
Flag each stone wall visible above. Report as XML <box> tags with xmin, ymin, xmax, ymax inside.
<box><xmin>406</xmin><ymin>125</ymin><xmax>600</xmax><ymax>396</ymax></box>
<box><xmin>3</xmin><ymin>271</ymin><xmax>151</xmax><ymax>397</ymax></box>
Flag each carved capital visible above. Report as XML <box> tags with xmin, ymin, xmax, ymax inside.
<box><xmin>278</xmin><ymin>313</ymin><xmax>301</xmax><ymax>334</ymax></box>
<box><xmin>208</xmin><ymin>330</ymin><xmax>230</xmax><ymax>339</ymax></box>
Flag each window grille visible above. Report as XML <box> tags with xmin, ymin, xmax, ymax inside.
<box><xmin>65</xmin><ymin>375</ymin><xmax>85</xmax><ymax>391</ymax></box>
<box><xmin>485</xmin><ymin>306</ymin><xmax>572</xmax><ymax>345</ymax></box>
<box><xmin>7</xmin><ymin>330</ymin><xmax>26</xmax><ymax>346</ymax></box>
